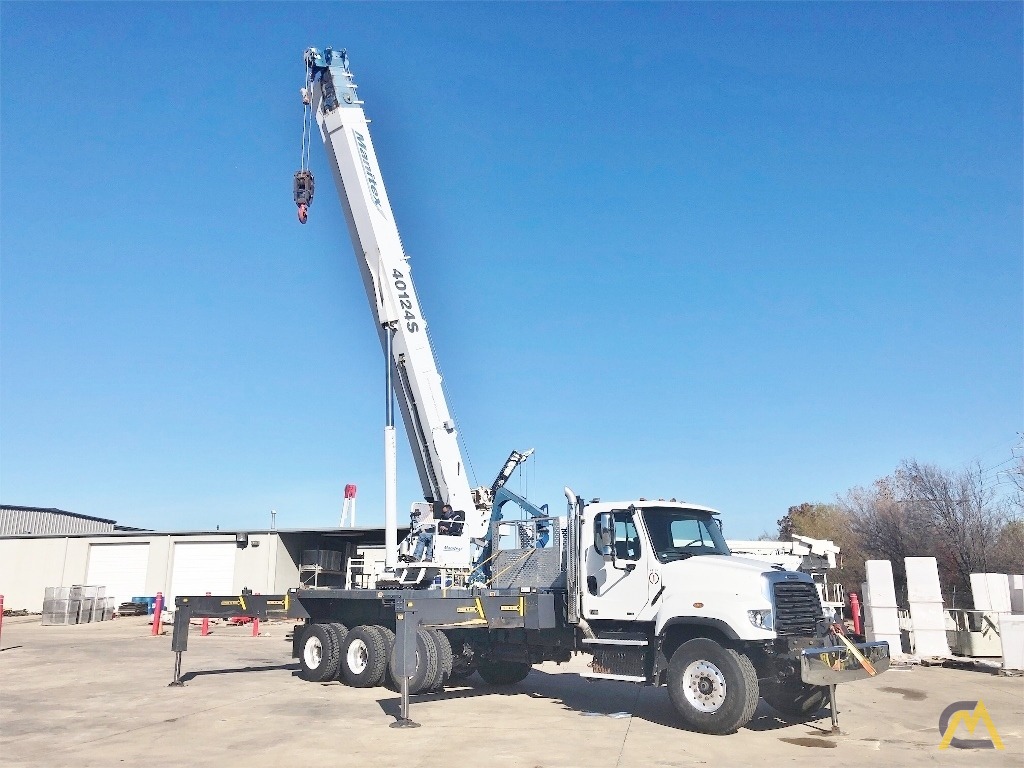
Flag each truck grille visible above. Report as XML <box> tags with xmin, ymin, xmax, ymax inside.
<box><xmin>772</xmin><ymin>581</ymin><xmax>823</xmax><ymax>636</ymax></box>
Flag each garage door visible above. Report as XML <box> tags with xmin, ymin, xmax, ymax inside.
<box><xmin>85</xmin><ymin>543</ymin><xmax>150</xmax><ymax>605</ymax></box>
<box><xmin>170</xmin><ymin>542</ymin><xmax>235</xmax><ymax>601</ymax></box>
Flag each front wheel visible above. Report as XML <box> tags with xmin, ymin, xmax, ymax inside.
<box><xmin>761</xmin><ymin>678</ymin><xmax>829</xmax><ymax>719</ymax></box>
<box><xmin>665</xmin><ymin>638</ymin><xmax>759</xmax><ymax>735</ymax></box>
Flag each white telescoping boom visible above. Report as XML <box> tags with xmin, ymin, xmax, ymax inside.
<box><xmin>299</xmin><ymin>47</ymin><xmax>525</xmax><ymax>572</ymax></box>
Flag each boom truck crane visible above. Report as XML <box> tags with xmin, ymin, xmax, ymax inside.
<box><xmin>169</xmin><ymin>47</ymin><xmax>890</xmax><ymax>734</ymax></box>
<box><xmin>295</xmin><ymin>46</ymin><xmax>537</xmax><ymax>583</ymax></box>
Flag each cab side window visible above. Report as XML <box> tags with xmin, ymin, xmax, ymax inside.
<box><xmin>593</xmin><ymin>510</ymin><xmax>642</xmax><ymax>561</ymax></box>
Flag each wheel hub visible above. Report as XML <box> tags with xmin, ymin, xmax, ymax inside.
<box><xmin>347</xmin><ymin>639</ymin><xmax>368</xmax><ymax>674</ymax></box>
<box><xmin>682</xmin><ymin>659</ymin><xmax>728</xmax><ymax>713</ymax></box>
<box><xmin>303</xmin><ymin>636</ymin><xmax>323</xmax><ymax>670</ymax></box>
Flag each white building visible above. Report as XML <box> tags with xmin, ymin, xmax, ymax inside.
<box><xmin>0</xmin><ymin>525</ymin><xmax>403</xmax><ymax>612</ymax></box>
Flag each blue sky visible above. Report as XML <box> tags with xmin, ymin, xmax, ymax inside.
<box><xmin>1</xmin><ymin>3</ymin><xmax>1021</xmax><ymax>538</ymax></box>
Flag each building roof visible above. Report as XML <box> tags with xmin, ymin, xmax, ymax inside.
<box><xmin>1</xmin><ymin>504</ymin><xmax>117</xmax><ymax>525</ymax></box>
<box><xmin>0</xmin><ymin>525</ymin><xmax>409</xmax><ymax>541</ymax></box>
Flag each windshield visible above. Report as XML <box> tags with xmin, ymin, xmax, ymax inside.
<box><xmin>641</xmin><ymin>507</ymin><xmax>731</xmax><ymax>563</ymax></box>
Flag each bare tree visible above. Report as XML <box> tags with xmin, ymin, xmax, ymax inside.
<box><xmin>900</xmin><ymin>459</ymin><xmax>1006</xmax><ymax>590</ymax></box>
<box><xmin>840</xmin><ymin>474</ymin><xmax>934</xmax><ymax>600</ymax></box>
<box><xmin>1007</xmin><ymin>445</ymin><xmax>1024</xmax><ymax>516</ymax></box>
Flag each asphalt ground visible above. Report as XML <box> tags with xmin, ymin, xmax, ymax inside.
<box><xmin>1</xmin><ymin>615</ymin><xmax>1021</xmax><ymax>767</ymax></box>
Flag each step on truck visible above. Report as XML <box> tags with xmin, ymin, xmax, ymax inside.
<box><xmin>171</xmin><ymin>488</ymin><xmax>890</xmax><ymax>733</ymax></box>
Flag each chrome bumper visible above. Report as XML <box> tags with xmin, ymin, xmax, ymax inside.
<box><xmin>800</xmin><ymin>641</ymin><xmax>890</xmax><ymax>685</ymax></box>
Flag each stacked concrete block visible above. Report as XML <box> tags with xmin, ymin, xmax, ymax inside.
<box><xmin>863</xmin><ymin>560</ymin><xmax>902</xmax><ymax>653</ymax></box>
<box><xmin>904</xmin><ymin>557</ymin><xmax>950</xmax><ymax>657</ymax></box>
<box><xmin>971</xmin><ymin>573</ymin><xmax>1012</xmax><ymax>613</ymax></box>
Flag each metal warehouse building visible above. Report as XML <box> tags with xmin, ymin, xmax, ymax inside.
<box><xmin>0</xmin><ymin>513</ymin><xmax>405</xmax><ymax>612</ymax></box>
<box><xmin>0</xmin><ymin>505</ymin><xmax>122</xmax><ymax>536</ymax></box>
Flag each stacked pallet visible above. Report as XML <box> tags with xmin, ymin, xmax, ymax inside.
<box><xmin>41</xmin><ymin>585</ymin><xmax>115</xmax><ymax>625</ymax></box>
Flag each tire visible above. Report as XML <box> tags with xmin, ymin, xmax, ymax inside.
<box><xmin>388</xmin><ymin>628</ymin><xmax>439</xmax><ymax>695</ymax></box>
<box><xmin>424</xmin><ymin>628</ymin><xmax>453</xmax><ymax>691</ymax></box>
<box><xmin>476</xmin><ymin>660</ymin><xmax>531</xmax><ymax>685</ymax></box>
<box><xmin>326</xmin><ymin>623</ymin><xmax>349</xmax><ymax>679</ymax></box>
<box><xmin>339</xmin><ymin>625</ymin><xmax>389</xmax><ymax>688</ymax></box>
<box><xmin>372</xmin><ymin>625</ymin><xmax>397</xmax><ymax>689</ymax></box>
<box><xmin>298</xmin><ymin>623</ymin><xmax>340</xmax><ymax>682</ymax></box>
<box><xmin>326</xmin><ymin>622</ymin><xmax>349</xmax><ymax>646</ymax></box>
<box><xmin>665</xmin><ymin>638</ymin><xmax>759</xmax><ymax>735</ymax></box>
<box><xmin>761</xmin><ymin>678</ymin><xmax>829</xmax><ymax>719</ymax></box>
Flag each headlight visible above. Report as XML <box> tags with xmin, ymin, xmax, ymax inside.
<box><xmin>747</xmin><ymin>609</ymin><xmax>773</xmax><ymax>630</ymax></box>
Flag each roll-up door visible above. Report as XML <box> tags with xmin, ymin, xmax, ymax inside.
<box><xmin>170</xmin><ymin>542</ymin><xmax>235</xmax><ymax>601</ymax></box>
<box><xmin>85</xmin><ymin>543</ymin><xmax>150</xmax><ymax>605</ymax></box>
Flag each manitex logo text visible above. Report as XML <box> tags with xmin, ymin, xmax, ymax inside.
<box><xmin>937</xmin><ymin>700</ymin><xmax>1004</xmax><ymax>750</ymax></box>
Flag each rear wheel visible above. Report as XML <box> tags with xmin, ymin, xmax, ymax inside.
<box><xmin>298</xmin><ymin>623</ymin><xmax>340</xmax><ymax>682</ymax></box>
<box><xmin>424</xmin><ymin>628</ymin><xmax>453</xmax><ymax>691</ymax></box>
<box><xmin>372</xmin><ymin>625</ymin><xmax>397</xmax><ymax>688</ymax></box>
<box><xmin>665</xmin><ymin>638</ymin><xmax>759</xmax><ymax>735</ymax></box>
<box><xmin>339</xmin><ymin>625</ymin><xmax>389</xmax><ymax>688</ymax></box>
<box><xmin>476</xmin><ymin>660</ymin><xmax>531</xmax><ymax>685</ymax></box>
<box><xmin>326</xmin><ymin>623</ymin><xmax>349</xmax><ymax>679</ymax></box>
<box><xmin>388</xmin><ymin>628</ymin><xmax>439</xmax><ymax>694</ymax></box>
<box><xmin>761</xmin><ymin>678</ymin><xmax>829</xmax><ymax>719</ymax></box>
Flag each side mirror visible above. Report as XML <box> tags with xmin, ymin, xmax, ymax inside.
<box><xmin>597</xmin><ymin>511</ymin><xmax>615</xmax><ymax>561</ymax></box>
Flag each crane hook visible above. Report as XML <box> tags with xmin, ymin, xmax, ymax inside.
<box><xmin>293</xmin><ymin>170</ymin><xmax>315</xmax><ymax>225</ymax></box>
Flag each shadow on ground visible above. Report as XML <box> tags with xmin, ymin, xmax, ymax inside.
<box><xmin>180</xmin><ymin>662</ymin><xmax>299</xmax><ymax>683</ymax></box>
<box><xmin>375</xmin><ymin>669</ymin><xmax>834</xmax><ymax>734</ymax></box>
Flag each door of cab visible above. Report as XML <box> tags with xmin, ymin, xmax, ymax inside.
<box><xmin>581</xmin><ymin>508</ymin><xmax>652</xmax><ymax>620</ymax></box>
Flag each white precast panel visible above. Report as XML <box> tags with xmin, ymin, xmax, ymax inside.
<box><xmin>998</xmin><ymin>614</ymin><xmax>1024</xmax><ymax>671</ymax></box>
<box><xmin>971</xmin><ymin>573</ymin><xmax>1012</xmax><ymax>613</ymax></box>
<box><xmin>85</xmin><ymin>543</ymin><xmax>150</xmax><ymax>605</ymax></box>
<box><xmin>1010</xmin><ymin>575</ymin><xmax>1024</xmax><ymax>614</ymax></box>
<box><xmin>170</xmin><ymin>542</ymin><xmax>235</xmax><ymax>601</ymax></box>
<box><xmin>905</xmin><ymin>557</ymin><xmax>943</xmax><ymax>603</ymax></box>
<box><xmin>864</xmin><ymin>560</ymin><xmax>898</xmax><ymax>608</ymax></box>
<box><xmin>904</xmin><ymin>557</ymin><xmax>949</xmax><ymax>656</ymax></box>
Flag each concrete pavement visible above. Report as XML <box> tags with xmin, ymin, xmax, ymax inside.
<box><xmin>1</xmin><ymin>616</ymin><xmax>1021</xmax><ymax>767</ymax></box>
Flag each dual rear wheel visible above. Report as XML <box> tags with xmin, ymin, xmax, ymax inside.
<box><xmin>298</xmin><ymin>622</ymin><xmax>454</xmax><ymax>693</ymax></box>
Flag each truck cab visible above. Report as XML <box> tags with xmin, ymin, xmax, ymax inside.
<box><xmin>571</xmin><ymin>494</ymin><xmax>890</xmax><ymax>733</ymax></box>
<box><xmin>582</xmin><ymin>500</ymin><xmax>809</xmax><ymax>640</ymax></box>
